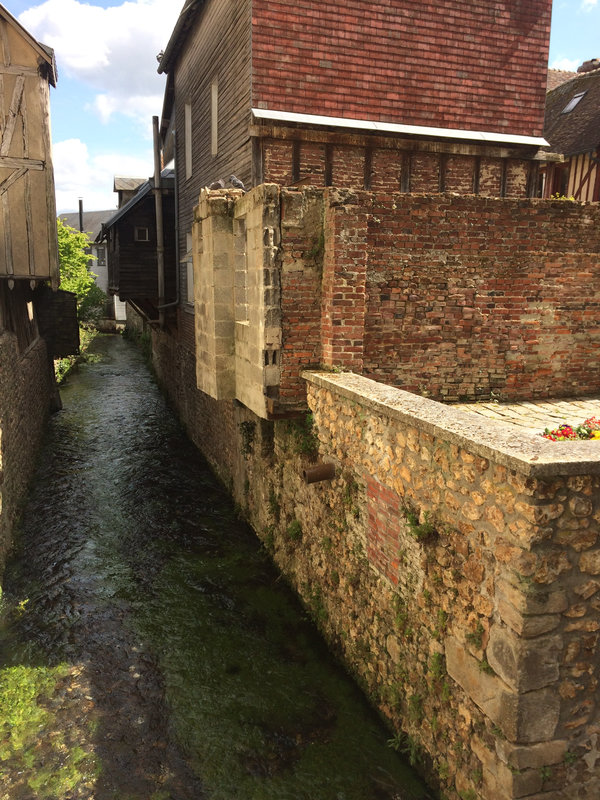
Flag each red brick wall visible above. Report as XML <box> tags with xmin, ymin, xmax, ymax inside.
<box><xmin>262</xmin><ymin>137</ymin><xmax>533</xmax><ymax>199</ymax></box>
<box><xmin>252</xmin><ymin>0</ymin><xmax>551</xmax><ymax>137</ymax></box>
<box><xmin>360</xmin><ymin>194</ymin><xmax>600</xmax><ymax>401</ymax></box>
<box><xmin>278</xmin><ymin>190</ymin><xmax>325</xmax><ymax>407</ymax></box>
<box><xmin>276</xmin><ymin>189</ymin><xmax>600</xmax><ymax>406</ymax></box>
<box><xmin>321</xmin><ymin>192</ymin><xmax>368</xmax><ymax>370</ymax></box>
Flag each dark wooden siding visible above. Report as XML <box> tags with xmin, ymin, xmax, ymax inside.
<box><xmin>172</xmin><ymin>0</ymin><xmax>252</xmax><ymax>338</ymax></box>
<box><xmin>109</xmin><ymin>193</ymin><xmax>176</xmax><ymax>303</ymax></box>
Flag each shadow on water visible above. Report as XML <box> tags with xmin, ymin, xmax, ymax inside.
<box><xmin>0</xmin><ymin>334</ymin><xmax>433</xmax><ymax>800</ymax></box>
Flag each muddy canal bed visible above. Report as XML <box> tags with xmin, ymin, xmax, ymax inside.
<box><xmin>0</xmin><ymin>334</ymin><xmax>431</xmax><ymax>800</ymax></box>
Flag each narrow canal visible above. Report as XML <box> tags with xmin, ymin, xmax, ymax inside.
<box><xmin>0</xmin><ymin>333</ymin><xmax>432</xmax><ymax>800</ymax></box>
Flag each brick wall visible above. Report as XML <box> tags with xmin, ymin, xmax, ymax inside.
<box><xmin>278</xmin><ymin>189</ymin><xmax>324</xmax><ymax>407</ymax></box>
<box><xmin>275</xmin><ymin>188</ymin><xmax>600</xmax><ymax>405</ymax></box>
<box><xmin>262</xmin><ymin>136</ymin><xmax>535</xmax><ymax>198</ymax></box>
<box><xmin>252</xmin><ymin>0</ymin><xmax>551</xmax><ymax>137</ymax></box>
<box><xmin>359</xmin><ymin>194</ymin><xmax>600</xmax><ymax>401</ymax></box>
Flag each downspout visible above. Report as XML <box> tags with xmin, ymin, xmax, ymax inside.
<box><xmin>157</xmin><ymin>128</ymin><xmax>181</xmax><ymax>311</ymax></box>
<box><xmin>153</xmin><ymin>115</ymin><xmax>165</xmax><ymax>327</ymax></box>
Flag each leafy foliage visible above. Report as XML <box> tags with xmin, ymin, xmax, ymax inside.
<box><xmin>57</xmin><ymin>218</ymin><xmax>106</xmax><ymax>321</ymax></box>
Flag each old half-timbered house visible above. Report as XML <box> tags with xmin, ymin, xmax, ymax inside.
<box><xmin>542</xmin><ymin>59</ymin><xmax>600</xmax><ymax>201</ymax></box>
<box><xmin>0</xmin><ymin>5</ymin><xmax>77</xmax><ymax>577</ymax></box>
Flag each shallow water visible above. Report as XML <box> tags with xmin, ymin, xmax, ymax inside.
<box><xmin>0</xmin><ymin>333</ymin><xmax>432</xmax><ymax>800</ymax></box>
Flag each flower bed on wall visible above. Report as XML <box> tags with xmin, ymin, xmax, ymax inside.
<box><xmin>543</xmin><ymin>416</ymin><xmax>600</xmax><ymax>441</ymax></box>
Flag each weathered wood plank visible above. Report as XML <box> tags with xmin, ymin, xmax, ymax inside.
<box><xmin>0</xmin><ymin>74</ymin><xmax>25</xmax><ymax>156</ymax></box>
<box><xmin>2</xmin><ymin>189</ymin><xmax>12</xmax><ymax>274</ymax></box>
<box><xmin>0</xmin><ymin>166</ymin><xmax>25</xmax><ymax>195</ymax></box>
<box><xmin>0</xmin><ymin>157</ymin><xmax>43</xmax><ymax>170</ymax></box>
<box><xmin>24</xmin><ymin>169</ymin><xmax>33</xmax><ymax>274</ymax></box>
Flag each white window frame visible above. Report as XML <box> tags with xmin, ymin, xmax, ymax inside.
<box><xmin>186</xmin><ymin>232</ymin><xmax>194</xmax><ymax>305</ymax></box>
<box><xmin>211</xmin><ymin>78</ymin><xmax>219</xmax><ymax>157</ymax></box>
<box><xmin>185</xmin><ymin>102</ymin><xmax>193</xmax><ymax>180</ymax></box>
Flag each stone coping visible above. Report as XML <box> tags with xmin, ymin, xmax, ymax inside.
<box><xmin>303</xmin><ymin>371</ymin><xmax>600</xmax><ymax>477</ymax></box>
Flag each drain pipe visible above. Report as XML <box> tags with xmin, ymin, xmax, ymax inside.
<box><xmin>153</xmin><ymin>115</ymin><xmax>165</xmax><ymax>328</ymax></box>
<box><xmin>303</xmin><ymin>463</ymin><xmax>336</xmax><ymax>484</ymax></box>
<box><xmin>157</xmin><ymin>128</ymin><xmax>181</xmax><ymax>312</ymax></box>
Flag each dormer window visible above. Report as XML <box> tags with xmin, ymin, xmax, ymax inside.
<box><xmin>562</xmin><ymin>92</ymin><xmax>586</xmax><ymax>114</ymax></box>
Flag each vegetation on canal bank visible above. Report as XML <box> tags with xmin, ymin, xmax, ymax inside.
<box><xmin>0</xmin><ymin>663</ymin><xmax>100</xmax><ymax>797</ymax></box>
<box><xmin>54</xmin><ymin>325</ymin><xmax>100</xmax><ymax>384</ymax></box>
<box><xmin>54</xmin><ymin>218</ymin><xmax>107</xmax><ymax>384</ymax></box>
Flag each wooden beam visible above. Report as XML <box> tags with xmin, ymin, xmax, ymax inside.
<box><xmin>0</xmin><ymin>74</ymin><xmax>25</xmax><ymax>156</ymax></box>
<box><xmin>0</xmin><ymin>166</ymin><xmax>26</xmax><ymax>195</ymax></box>
<box><xmin>0</xmin><ymin>157</ymin><xmax>43</xmax><ymax>170</ymax></box>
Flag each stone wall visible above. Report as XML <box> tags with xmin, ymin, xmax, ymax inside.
<box><xmin>294</xmin><ymin>373</ymin><xmax>600</xmax><ymax>800</ymax></box>
<box><xmin>151</xmin><ymin>313</ymin><xmax>600</xmax><ymax>798</ymax></box>
<box><xmin>0</xmin><ymin>332</ymin><xmax>54</xmax><ymax>577</ymax></box>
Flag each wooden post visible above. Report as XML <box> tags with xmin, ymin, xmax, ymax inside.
<box><xmin>153</xmin><ymin>115</ymin><xmax>165</xmax><ymax>328</ymax></box>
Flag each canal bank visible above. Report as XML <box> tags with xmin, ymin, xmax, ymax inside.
<box><xmin>0</xmin><ymin>333</ymin><xmax>430</xmax><ymax>800</ymax></box>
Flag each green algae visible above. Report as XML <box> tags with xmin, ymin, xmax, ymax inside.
<box><xmin>0</xmin><ymin>663</ymin><xmax>99</xmax><ymax>796</ymax></box>
<box><xmin>136</xmin><ymin>538</ymin><xmax>430</xmax><ymax>800</ymax></box>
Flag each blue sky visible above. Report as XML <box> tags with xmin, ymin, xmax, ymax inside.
<box><xmin>4</xmin><ymin>0</ymin><xmax>599</xmax><ymax>213</ymax></box>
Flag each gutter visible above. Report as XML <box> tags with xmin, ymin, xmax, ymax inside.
<box><xmin>251</xmin><ymin>108</ymin><xmax>549</xmax><ymax>149</ymax></box>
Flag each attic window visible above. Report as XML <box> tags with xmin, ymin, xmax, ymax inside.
<box><xmin>135</xmin><ymin>227</ymin><xmax>149</xmax><ymax>242</ymax></box>
<box><xmin>562</xmin><ymin>92</ymin><xmax>586</xmax><ymax>114</ymax></box>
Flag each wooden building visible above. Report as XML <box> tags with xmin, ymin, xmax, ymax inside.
<box><xmin>98</xmin><ymin>170</ymin><xmax>176</xmax><ymax>322</ymax></box>
<box><xmin>0</xmin><ymin>5</ymin><xmax>59</xmax><ymax>287</ymax></box>
<box><xmin>154</xmin><ymin>0</ymin><xmax>553</xmax><ymax>362</ymax></box>
<box><xmin>542</xmin><ymin>61</ymin><xmax>600</xmax><ymax>201</ymax></box>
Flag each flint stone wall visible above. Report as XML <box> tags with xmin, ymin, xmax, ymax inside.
<box><xmin>287</xmin><ymin>371</ymin><xmax>600</xmax><ymax>800</ymax></box>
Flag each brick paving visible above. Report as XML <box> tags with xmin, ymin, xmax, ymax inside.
<box><xmin>453</xmin><ymin>396</ymin><xmax>600</xmax><ymax>434</ymax></box>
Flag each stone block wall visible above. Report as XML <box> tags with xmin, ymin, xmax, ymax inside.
<box><xmin>0</xmin><ymin>332</ymin><xmax>54</xmax><ymax>578</ymax></box>
<box><xmin>193</xmin><ymin>185</ymin><xmax>282</xmax><ymax>418</ymax></box>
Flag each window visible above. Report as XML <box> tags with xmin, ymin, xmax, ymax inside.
<box><xmin>96</xmin><ymin>245</ymin><xmax>106</xmax><ymax>266</ymax></box>
<box><xmin>185</xmin><ymin>102</ymin><xmax>192</xmax><ymax>179</ymax></box>
<box><xmin>186</xmin><ymin>232</ymin><xmax>194</xmax><ymax>304</ymax></box>
<box><xmin>134</xmin><ymin>227</ymin><xmax>149</xmax><ymax>242</ymax></box>
<box><xmin>562</xmin><ymin>92</ymin><xmax>586</xmax><ymax>114</ymax></box>
<box><xmin>211</xmin><ymin>78</ymin><xmax>219</xmax><ymax>157</ymax></box>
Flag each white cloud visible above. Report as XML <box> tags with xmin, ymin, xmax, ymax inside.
<box><xmin>550</xmin><ymin>57</ymin><xmax>580</xmax><ymax>71</ymax></box>
<box><xmin>53</xmin><ymin>138</ymin><xmax>152</xmax><ymax>213</ymax></box>
<box><xmin>19</xmin><ymin>0</ymin><xmax>179</xmax><ymax>125</ymax></box>
<box><xmin>581</xmin><ymin>0</ymin><xmax>598</xmax><ymax>11</ymax></box>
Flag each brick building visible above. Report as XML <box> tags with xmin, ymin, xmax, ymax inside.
<box><xmin>149</xmin><ymin>0</ymin><xmax>553</xmax><ymax>334</ymax></box>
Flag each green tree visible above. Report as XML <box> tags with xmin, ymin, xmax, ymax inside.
<box><xmin>57</xmin><ymin>218</ymin><xmax>106</xmax><ymax>321</ymax></box>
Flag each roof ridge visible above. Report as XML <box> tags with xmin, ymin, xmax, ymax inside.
<box><xmin>547</xmin><ymin>66</ymin><xmax>600</xmax><ymax>94</ymax></box>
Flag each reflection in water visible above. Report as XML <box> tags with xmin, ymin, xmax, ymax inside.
<box><xmin>0</xmin><ymin>334</ymin><xmax>432</xmax><ymax>800</ymax></box>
